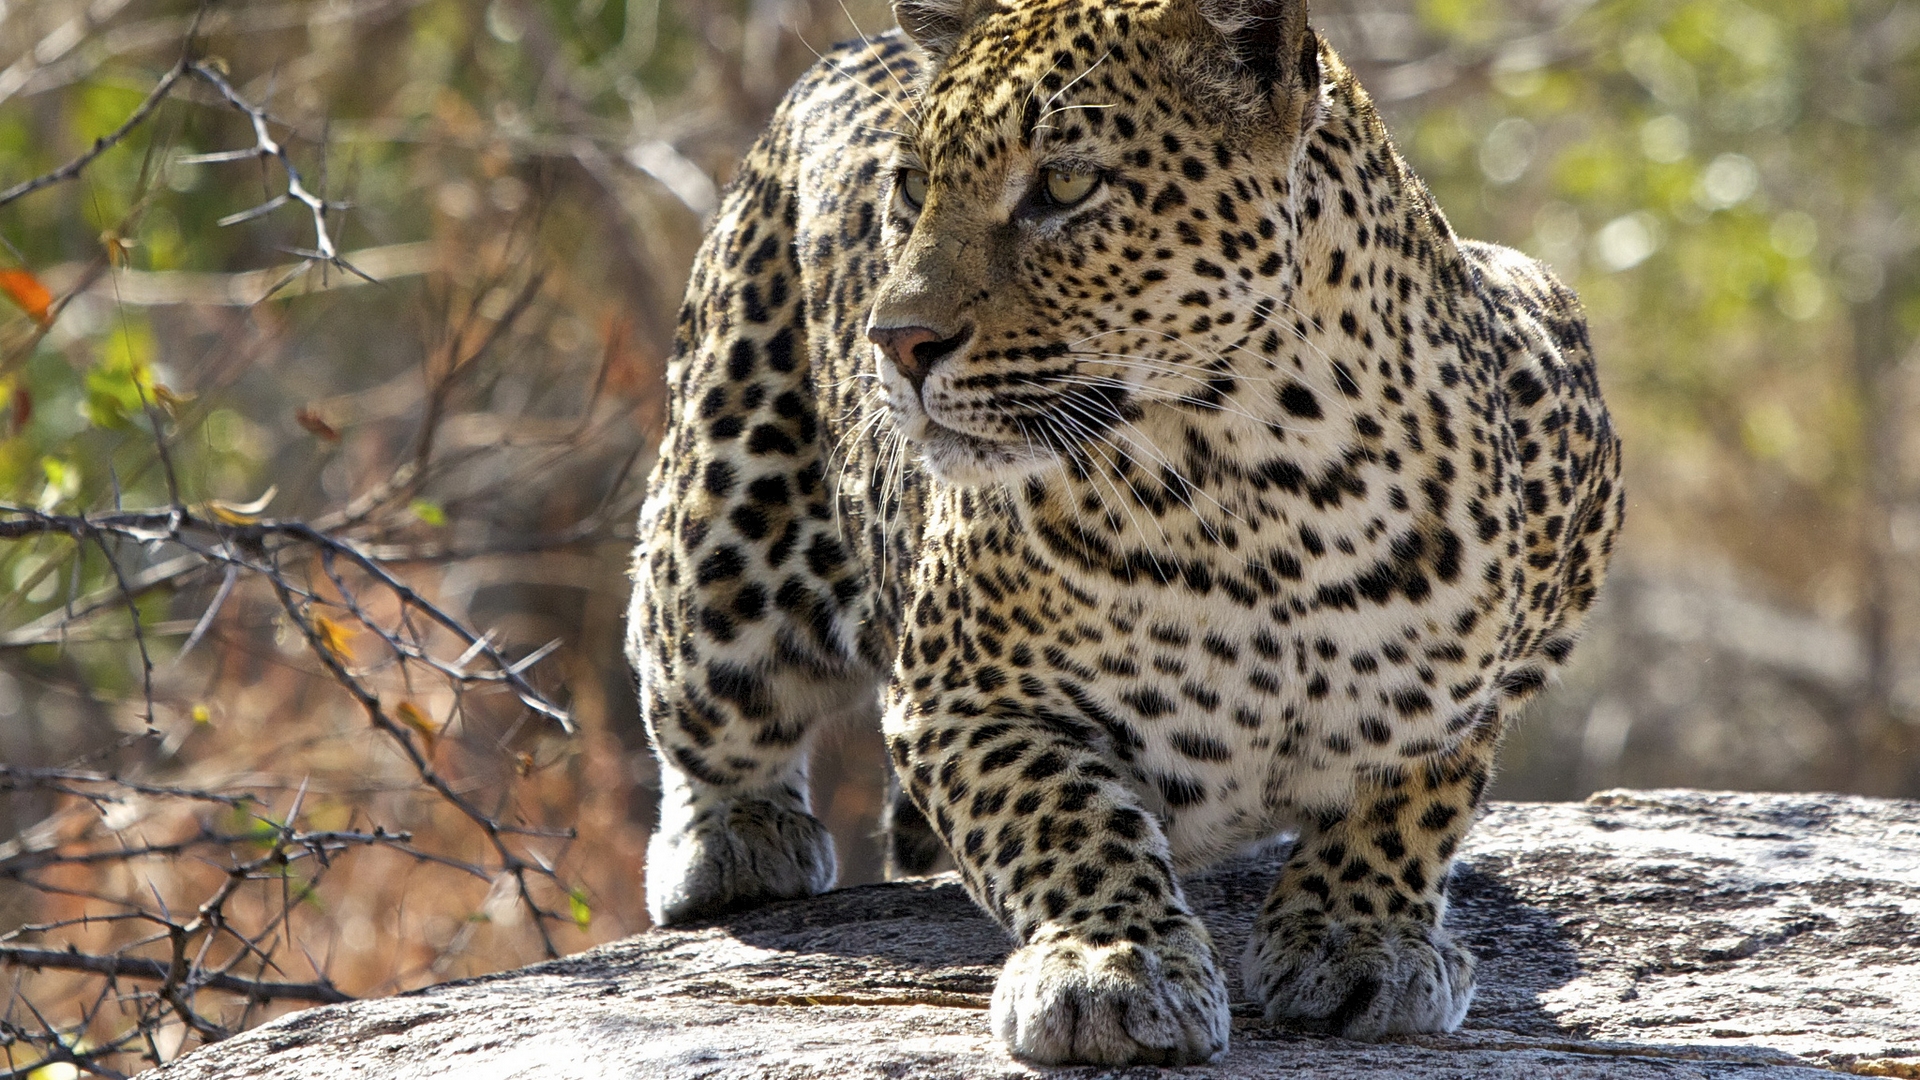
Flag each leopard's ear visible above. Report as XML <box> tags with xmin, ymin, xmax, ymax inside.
<box><xmin>1211</xmin><ymin>0</ymin><xmax>1317</xmax><ymax>95</ymax></box>
<box><xmin>1167</xmin><ymin>0</ymin><xmax>1322</xmax><ymax>130</ymax></box>
<box><xmin>893</xmin><ymin>0</ymin><xmax>995</xmax><ymax>59</ymax></box>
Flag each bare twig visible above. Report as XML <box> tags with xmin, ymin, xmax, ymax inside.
<box><xmin>0</xmin><ymin>505</ymin><xmax>572</xmax><ymax>729</ymax></box>
<box><xmin>0</xmin><ymin>946</ymin><xmax>352</xmax><ymax>1005</ymax></box>
<box><xmin>0</xmin><ymin>65</ymin><xmax>189</xmax><ymax>209</ymax></box>
<box><xmin>183</xmin><ymin>62</ymin><xmax>367</xmax><ymax>281</ymax></box>
<box><xmin>0</xmin><ymin>765</ymin><xmax>252</xmax><ymax>807</ymax></box>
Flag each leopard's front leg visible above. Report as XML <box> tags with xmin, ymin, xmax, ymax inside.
<box><xmin>887</xmin><ymin>704</ymin><xmax>1229</xmax><ymax>1066</ymax></box>
<box><xmin>1243</xmin><ymin>721</ymin><xmax>1497</xmax><ymax>1037</ymax></box>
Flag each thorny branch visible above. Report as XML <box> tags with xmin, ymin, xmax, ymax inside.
<box><xmin>0</xmin><ymin>227</ymin><xmax>611</xmax><ymax>1080</ymax></box>
<box><xmin>0</xmin><ymin>5</ymin><xmax>362</xmax><ymax>288</ymax></box>
<box><xmin>0</xmin><ymin>510</ymin><xmax>573</xmax><ymax>723</ymax></box>
<box><xmin>0</xmin><ymin>1</ymin><xmax>204</xmax><ymax>210</ymax></box>
<box><xmin>0</xmin><ymin>315</ymin><xmax>631</xmax><ymax>1075</ymax></box>
<box><xmin>0</xmin><ymin>947</ymin><xmax>351</xmax><ymax>1007</ymax></box>
<box><xmin>0</xmin><ymin>64</ymin><xmax>189</xmax><ymax>209</ymax></box>
<box><xmin>0</xmin><ymin>779</ymin><xmax>422</xmax><ymax>1072</ymax></box>
<box><xmin>0</xmin><ymin>2</ymin><xmax>662</xmax><ymax>1077</ymax></box>
<box><xmin>181</xmin><ymin>61</ymin><xmax>368</xmax><ymax>283</ymax></box>
<box><xmin>56</xmin><ymin>514</ymin><xmax>551</xmax><ymax>702</ymax></box>
<box><xmin>0</xmin><ymin>766</ymin><xmax>250</xmax><ymax>807</ymax></box>
<box><xmin>0</xmin><ymin>574</ymin><xmax>581</xmax><ymax>1074</ymax></box>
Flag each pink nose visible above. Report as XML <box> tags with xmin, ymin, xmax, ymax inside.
<box><xmin>867</xmin><ymin>325</ymin><xmax>943</xmax><ymax>382</ymax></box>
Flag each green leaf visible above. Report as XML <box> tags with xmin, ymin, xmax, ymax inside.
<box><xmin>82</xmin><ymin>323</ymin><xmax>156</xmax><ymax>431</ymax></box>
<box><xmin>568</xmin><ymin>887</ymin><xmax>592</xmax><ymax>930</ymax></box>
<box><xmin>410</xmin><ymin>499</ymin><xmax>447</xmax><ymax>526</ymax></box>
<box><xmin>37</xmin><ymin>456</ymin><xmax>80</xmax><ymax>512</ymax></box>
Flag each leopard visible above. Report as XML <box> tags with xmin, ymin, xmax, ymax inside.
<box><xmin>626</xmin><ymin>0</ymin><xmax>1623</xmax><ymax>1065</ymax></box>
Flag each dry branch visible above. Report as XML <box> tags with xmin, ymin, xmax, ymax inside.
<box><xmin>0</xmin><ymin>2</ymin><xmax>659</xmax><ymax>1076</ymax></box>
<box><xmin>0</xmin><ymin>63</ymin><xmax>190</xmax><ymax>209</ymax></box>
<box><xmin>0</xmin><ymin>482</ymin><xmax>593</xmax><ymax>1074</ymax></box>
<box><xmin>0</xmin><ymin>505</ymin><xmax>573</xmax><ymax>729</ymax></box>
<box><xmin>0</xmin><ymin>944</ymin><xmax>351</xmax><ymax>1005</ymax></box>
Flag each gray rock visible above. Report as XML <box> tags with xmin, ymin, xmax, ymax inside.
<box><xmin>150</xmin><ymin>790</ymin><xmax>1920</xmax><ymax>1078</ymax></box>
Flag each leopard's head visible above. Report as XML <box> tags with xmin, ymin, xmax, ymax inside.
<box><xmin>868</xmin><ymin>0</ymin><xmax>1327</xmax><ymax>487</ymax></box>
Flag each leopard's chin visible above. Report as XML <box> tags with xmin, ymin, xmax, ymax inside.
<box><xmin>913</xmin><ymin>422</ymin><xmax>1055</xmax><ymax>488</ymax></box>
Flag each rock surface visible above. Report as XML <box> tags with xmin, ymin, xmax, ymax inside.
<box><xmin>151</xmin><ymin>790</ymin><xmax>1920</xmax><ymax>1079</ymax></box>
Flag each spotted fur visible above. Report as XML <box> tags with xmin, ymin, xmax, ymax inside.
<box><xmin>629</xmin><ymin>0</ymin><xmax>1622</xmax><ymax>1065</ymax></box>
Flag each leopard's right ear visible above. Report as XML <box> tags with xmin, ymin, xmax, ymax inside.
<box><xmin>893</xmin><ymin>0</ymin><xmax>995</xmax><ymax>58</ymax></box>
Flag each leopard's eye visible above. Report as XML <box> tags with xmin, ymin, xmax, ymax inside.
<box><xmin>899</xmin><ymin>168</ymin><xmax>929</xmax><ymax>209</ymax></box>
<box><xmin>1043</xmin><ymin>166</ymin><xmax>1098</xmax><ymax>207</ymax></box>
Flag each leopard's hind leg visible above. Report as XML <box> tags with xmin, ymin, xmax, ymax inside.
<box><xmin>629</xmin><ymin>128</ymin><xmax>881</xmax><ymax>927</ymax></box>
<box><xmin>880</xmin><ymin>770</ymin><xmax>945</xmax><ymax>877</ymax></box>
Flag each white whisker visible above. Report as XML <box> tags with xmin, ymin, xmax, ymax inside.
<box><xmin>792</xmin><ymin>30</ymin><xmax>921</xmax><ymax>136</ymax></box>
<box><xmin>1051</xmin><ymin>362</ymin><xmax>1290</xmax><ymax>432</ymax></box>
<box><xmin>1048</xmin><ymin>402</ymin><xmax>1171</xmax><ymax>562</ymax></box>
<box><xmin>836</xmin><ymin>0</ymin><xmax>924</xmax><ymax>133</ymax></box>
<box><xmin>1044</xmin><ymin>50</ymin><xmax>1112</xmax><ymax>114</ymax></box>
<box><xmin>1048</xmin><ymin>384</ymin><xmax>1253</xmax><ymax>532</ymax></box>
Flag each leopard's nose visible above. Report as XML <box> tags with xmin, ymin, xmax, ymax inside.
<box><xmin>868</xmin><ymin>323</ymin><xmax>972</xmax><ymax>390</ymax></box>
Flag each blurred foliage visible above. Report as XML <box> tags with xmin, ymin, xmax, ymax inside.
<box><xmin>1349</xmin><ymin>0</ymin><xmax>1920</xmax><ymax>591</ymax></box>
<box><xmin>1320</xmin><ymin>0</ymin><xmax>1920</xmax><ymax>791</ymax></box>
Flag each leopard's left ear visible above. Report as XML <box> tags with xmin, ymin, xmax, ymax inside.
<box><xmin>1179</xmin><ymin>0</ymin><xmax>1323</xmax><ymax>131</ymax></box>
<box><xmin>893</xmin><ymin>0</ymin><xmax>997</xmax><ymax>59</ymax></box>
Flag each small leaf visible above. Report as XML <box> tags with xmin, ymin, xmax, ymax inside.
<box><xmin>206</xmin><ymin>485</ymin><xmax>278</xmax><ymax>524</ymax></box>
<box><xmin>296</xmin><ymin>406</ymin><xmax>340</xmax><ymax>441</ymax></box>
<box><xmin>396</xmin><ymin>701</ymin><xmax>440</xmax><ymax>749</ymax></box>
<box><xmin>37</xmin><ymin>457</ymin><xmax>80</xmax><ymax>512</ymax></box>
<box><xmin>409</xmin><ymin>499</ymin><xmax>447</xmax><ymax>526</ymax></box>
<box><xmin>82</xmin><ymin>327</ymin><xmax>156</xmax><ymax>429</ymax></box>
<box><xmin>569</xmin><ymin>887</ymin><xmax>592</xmax><ymax>930</ymax></box>
<box><xmin>100</xmin><ymin>231</ymin><xmax>137</xmax><ymax>269</ymax></box>
<box><xmin>312</xmin><ymin>613</ymin><xmax>356</xmax><ymax>664</ymax></box>
<box><xmin>0</xmin><ymin>269</ymin><xmax>53</xmax><ymax>326</ymax></box>
<box><xmin>238</xmin><ymin>811</ymin><xmax>283</xmax><ymax>850</ymax></box>
<box><xmin>192</xmin><ymin>703</ymin><xmax>212</xmax><ymax>725</ymax></box>
<box><xmin>151</xmin><ymin>383</ymin><xmax>195</xmax><ymax>415</ymax></box>
<box><xmin>8</xmin><ymin>383</ymin><xmax>29</xmax><ymax>435</ymax></box>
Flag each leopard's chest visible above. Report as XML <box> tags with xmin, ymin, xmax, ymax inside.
<box><xmin>915</xmin><ymin>475</ymin><xmax>1514</xmax><ymax>866</ymax></box>
<box><xmin>1024</xmin><ymin>593</ymin><xmax>1403</xmax><ymax>866</ymax></box>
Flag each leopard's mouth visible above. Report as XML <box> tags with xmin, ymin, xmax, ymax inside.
<box><xmin>877</xmin><ymin>353</ymin><xmax>1100</xmax><ymax>484</ymax></box>
<box><xmin>908</xmin><ymin>414</ymin><xmax>1055</xmax><ymax>486</ymax></box>
<box><xmin>897</xmin><ymin>385</ymin><xmax>1018</xmax><ymax>453</ymax></box>
<box><xmin>919</xmin><ymin>420</ymin><xmax>1026</xmax><ymax>461</ymax></box>
<box><xmin>904</xmin><ymin>386</ymin><xmax>1136</xmax><ymax>480</ymax></box>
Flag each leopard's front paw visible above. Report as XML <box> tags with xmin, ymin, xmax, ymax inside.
<box><xmin>1242</xmin><ymin>909</ymin><xmax>1474</xmax><ymax>1038</ymax></box>
<box><xmin>645</xmin><ymin>797</ymin><xmax>836</xmax><ymax>925</ymax></box>
<box><xmin>991</xmin><ymin>925</ymin><xmax>1229</xmax><ymax>1066</ymax></box>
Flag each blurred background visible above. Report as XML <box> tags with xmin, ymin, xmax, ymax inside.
<box><xmin>0</xmin><ymin>0</ymin><xmax>1915</xmax><ymax>1072</ymax></box>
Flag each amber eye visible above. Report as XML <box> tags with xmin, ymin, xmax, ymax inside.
<box><xmin>899</xmin><ymin>168</ymin><xmax>929</xmax><ymax>209</ymax></box>
<box><xmin>1043</xmin><ymin>166</ymin><xmax>1098</xmax><ymax>207</ymax></box>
